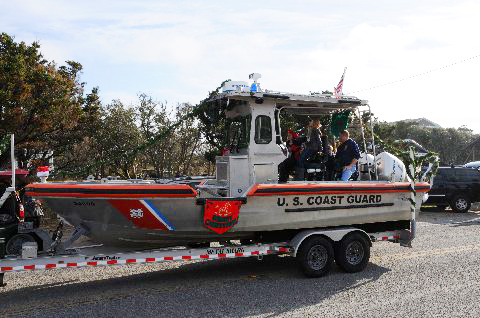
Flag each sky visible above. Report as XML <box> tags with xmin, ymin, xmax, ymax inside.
<box><xmin>1</xmin><ymin>0</ymin><xmax>479</xmax><ymax>132</ymax></box>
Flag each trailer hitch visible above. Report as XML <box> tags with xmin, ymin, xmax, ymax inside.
<box><xmin>50</xmin><ymin>223</ymin><xmax>89</xmax><ymax>254</ymax></box>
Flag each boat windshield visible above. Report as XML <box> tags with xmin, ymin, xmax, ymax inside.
<box><xmin>227</xmin><ymin>115</ymin><xmax>251</xmax><ymax>149</ymax></box>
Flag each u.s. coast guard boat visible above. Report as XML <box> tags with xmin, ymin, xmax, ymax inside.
<box><xmin>25</xmin><ymin>74</ymin><xmax>430</xmax><ymax>250</ymax></box>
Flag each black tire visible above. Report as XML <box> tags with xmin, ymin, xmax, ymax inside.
<box><xmin>297</xmin><ymin>236</ymin><xmax>334</xmax><ymax>278</ymax></box>
<box><xmin>6</xmin><ymin>233</ymin><xmax>36</xmax><ymax>255</ymax></box>
<box><xmin>334</xmin><ymin>232</ymin><xmax>370</xmax><ymax>273</ymax></box>
<box><xmin>450</xmin><ymin>195</ymin><xmax>471</xmax><ymax>213</ymax></box>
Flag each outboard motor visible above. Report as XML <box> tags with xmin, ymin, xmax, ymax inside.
<box><xmin>375</xmin><ymin>152</ymin><xmax>407</xmax><ymax>182</ymax></box>
<box><xmin>358</xmin><ymin>153</ymin><xmax>375</xmax><ymax>180</ymax></box>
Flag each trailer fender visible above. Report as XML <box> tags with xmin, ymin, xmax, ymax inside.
<box><xmin>289</xmin><ymin>228</ymin><xmax>371</xmax><ymax>257</ymax></box>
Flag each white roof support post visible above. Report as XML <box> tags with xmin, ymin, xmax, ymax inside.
<box><xmin>0</xmin><ymin>135</ymin><xmax>15</xmax><ymax>209</ymax></box>
<box><xmin>11</xmin><ymin>134</ymin><xmax>15</xmax><ymax>188</ymax></box>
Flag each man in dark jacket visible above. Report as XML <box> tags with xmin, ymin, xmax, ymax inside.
<box><xmin>278</xmin><ymin>129</ymin><xmax>302</xmax><ymax>182</ymax></box>
<box><xmin>335</xmin><ymin>130</ymin><xmax>360</xmax><ymax>181</ymax></box>
<box><xmin>295</xmin><ymin>119</ymin><xmax>322</xmax><ymax>180</ymax></box>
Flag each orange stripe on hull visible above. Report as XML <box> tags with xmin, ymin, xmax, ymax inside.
<box><xmin>25</xmin><ymin>183</ymin><xmax>197</xmax><ymax>198</ymax></box>
<box><xmin>25</xmin><ymin>192</ymin><xmax>195</xmax><ymax>198</ymax></box>
<box><xmin>247</xmin><ymin>182</ymin><xmax>430</xmax><ymax>196</ymax></box>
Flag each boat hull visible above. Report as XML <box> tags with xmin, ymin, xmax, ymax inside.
<box><xmin>26</xmin><ymin>181</ymin><xmax>429</xmax><ymax>248</ymax></box>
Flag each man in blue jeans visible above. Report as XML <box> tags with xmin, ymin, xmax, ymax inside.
<box><xmin>335</xmin><ymin>130</ymin><xmax>360</xmax><ymax>181</ymax></box>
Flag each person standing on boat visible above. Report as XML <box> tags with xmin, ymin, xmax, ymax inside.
<box><xmin>335</xmin><ymin>130</ymin><xmax>360</xmax><ymax>181</ymax></box>
<box><xmin>278</xmin><ymin>129</ymin><xmax>302</xmax><ymax>183</ymax></box>
<box><xmin>324</xmin><ymin>144</ymin><xmax>336</xmax><ymax>181</ymax></box>
<box><xmin>295</xmin><ymin>119</ymin><xmax>323</xmax><ymax>180</ymax></box>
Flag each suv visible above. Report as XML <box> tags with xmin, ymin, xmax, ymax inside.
<box><xmin>423</xmin><ymin>166</ymin><xmax>480</xmax><ymax>212</ymax></box>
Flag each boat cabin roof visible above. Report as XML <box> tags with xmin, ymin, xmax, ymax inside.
<box><xmin>213</xmin><ymin>91</ymin><xmax>368</xmax><ymax>116</ymax></box>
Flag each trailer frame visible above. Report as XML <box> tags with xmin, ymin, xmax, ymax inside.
<box><xmin>0</xmin><ymin>227</ymin><xmax>406</xmax><ymax>286</ymax></box>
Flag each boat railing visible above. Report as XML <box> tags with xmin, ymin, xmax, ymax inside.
<box><xmin>92</xmin><ymin>179</ymin><xmax>157</xmax><ymax>184</ymax></box>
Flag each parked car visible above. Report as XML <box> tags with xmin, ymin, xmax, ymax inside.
<box><xmin>464</xmin><ymin>161</ymin><xmax>480</xmax><ymax>169</ymax></box>
<box><xmin>423</xmin><ymin>166</ymin><xmax>480</xmax><ymax>212</ymax></box>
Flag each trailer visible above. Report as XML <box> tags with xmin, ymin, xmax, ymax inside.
<box><xmin>1</xmin><ymin>227</ymin><xmax>406</xmax><ymax>286</ymax></box>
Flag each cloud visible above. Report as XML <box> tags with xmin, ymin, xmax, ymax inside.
<box><xmin>1</xmin><ymin>0</ymin><xmax>479</xmax><ymax>131</ymax></box>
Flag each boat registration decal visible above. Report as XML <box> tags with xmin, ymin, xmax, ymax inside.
<box><xmin>109</xmin><ymin>199</ymin><xmax>175</xmax><ymax>231</ymax></box>
<box><xmin>204</xmin><ymin>200</ymin><xmax>242</xmax><ymax>235</ymax></box>
<box><xmin>206</xmin><ymin>247</ymin><xmax>245</xmax><ymax>255</ymax></box>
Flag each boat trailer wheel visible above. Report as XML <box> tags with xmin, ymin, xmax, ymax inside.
<box><xmin>344</xmin><ymin>241</ymin><xmax>364</xmax><ymax>266</ymax></box>
<box><xmin>297</xmin><ymin>236</ymin><xmax>334</xmax><ymax>278</ymax></box>
<box><xmin>334</xmin><ymin>232</ymin><xmax>370</xmax><ymax>273</ymax></box>
<box><xmin>307</xmin><ymin>245</ymin><xmax>328</xmax><ymax>270</ymax></box>
<box><xmin>6</xmin><ymin>233</ymin><xmax>36</xmax><ymax>256</ymax></box>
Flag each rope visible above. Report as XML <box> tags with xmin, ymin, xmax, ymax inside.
<box><xmin>348</xmin><ymin>53</ymin><xmax>480</xmax><ymax>94</ymax></box>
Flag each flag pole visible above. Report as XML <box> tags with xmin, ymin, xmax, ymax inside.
<box><xmin>334</xmin><ymin>67</ymin><xmax>347</xmax><ymax>98</ymax></box>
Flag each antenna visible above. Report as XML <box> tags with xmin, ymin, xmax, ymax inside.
<box><xmin>249</xmin><ymin>73</ymin><xmax>261</xmax><ymax>83</ymax></box>
<box><xmin>249</xmin><ymin>73</ymin><xmax>262</xmax><ymax>92</ymax></box>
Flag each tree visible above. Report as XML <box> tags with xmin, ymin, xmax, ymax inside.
<box><xmin>0</xmin><ymin>32</ymin><xmax>98</xmax><ymax>172</ymax></box>
<box><xmin>136</xmin><ymin>96</ymin><xmax>208</xmax><ymax>178</ymax></box>
<box><xmin>95</xmin><ymin>100</ymin><xmax>142</xmax><ymax>178</ymax></box>
<box><xmin>194</xmin><ymin>80</ymin><xmax>230</xmax><ymax>163</ymax></box>
<box><xmin>374</xmin><ymin>120</ymin><xmax>479</xmax><ymax>165</ymax></box>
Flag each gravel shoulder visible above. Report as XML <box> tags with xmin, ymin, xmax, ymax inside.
<box><xmin>2</xmin><ymin>211</ymin><xmax>480</xmax><ymax>318</ymax></box>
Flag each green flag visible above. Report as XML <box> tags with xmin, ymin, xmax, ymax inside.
<box><xmin>330</xmin><ymin>110</ymin><xmax>351</xmax><ymax>137</ymax></box>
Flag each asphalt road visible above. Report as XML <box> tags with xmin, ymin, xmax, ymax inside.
<box><xmin>2</xmin><ymin>210</ymin><xmax>480</xmax><ymax>318</ymax></box>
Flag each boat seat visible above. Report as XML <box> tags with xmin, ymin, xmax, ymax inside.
<box><xmin>303</xmin><ymin>152</ymin><xmax>329</xmax><ymax>181</ymax></box>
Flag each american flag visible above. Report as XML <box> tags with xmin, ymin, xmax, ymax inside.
<box><xmin>334</xmin><ymin>67</ymin><xmax>347</xmax><ymax>99</ymax></box>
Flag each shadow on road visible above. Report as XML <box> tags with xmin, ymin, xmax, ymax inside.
<box><xmin>1</xmin><ymin>255</ymin><xmax>390</xmax><ymax>317</ymax></box>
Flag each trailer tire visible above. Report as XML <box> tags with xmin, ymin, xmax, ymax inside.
<box><xmin>334</xmin><ymin>232</ymin><xmax>370</xmax><ymax>273</ymax></box>
<box><xmin>6</xmin><ymin>233</ymin><xmax>36</xmax><ymax>256</ymax></box>
<box><xmin>297</xmin><ymin>236</ymin><xmax>333</xmax><ymax>278</ymax></box>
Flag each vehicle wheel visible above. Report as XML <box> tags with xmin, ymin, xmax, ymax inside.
<box><xmin>297</xmin><ymin>236</ymin><xmax>334</xmax><ymax>277</ymax></box>
<box><xmin>450</xmin><ymin>195</ymin><xmax>471</xmax><ymax>213</ymax></box>
<box><xmin>5</xmin><ymin>233</ymin><xmax>36</xmax><ymax>256</ymax></box>
<box><xmin>334</xmin><ymin>232</ymin><xmax>370</xmax><ymax>273</ymax></box>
